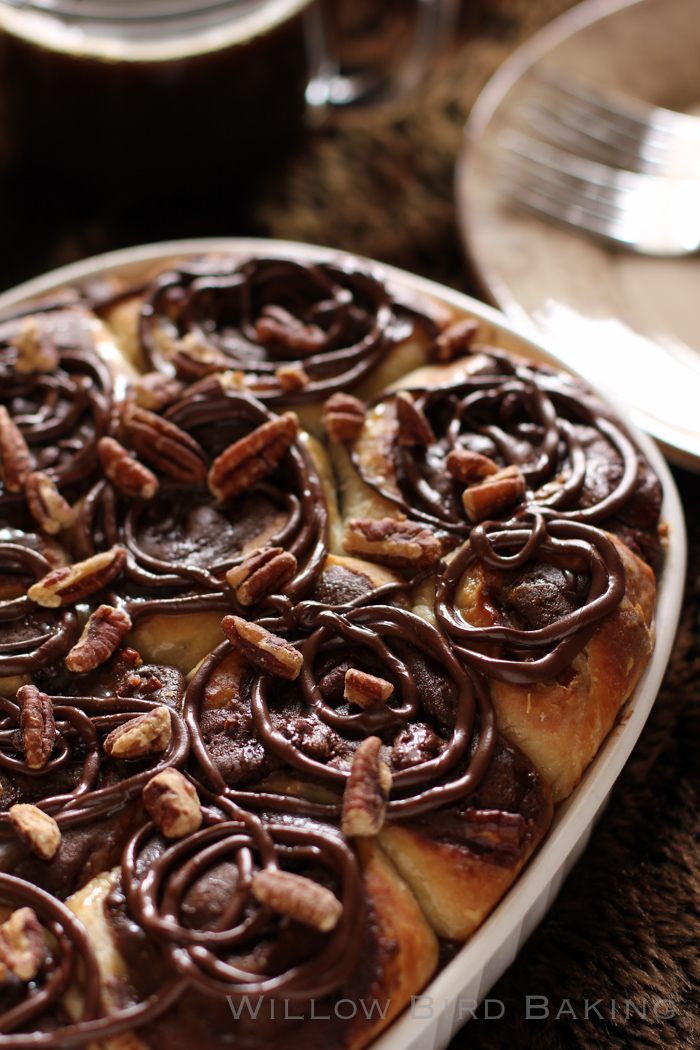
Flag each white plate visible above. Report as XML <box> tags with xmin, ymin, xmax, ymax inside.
<box><xmin>457</xmin><ymin>0</ymin><xmax>700</xmax><ymax>471</ymax></box>
<box><xmin>0</xmin><ymin>237</ymin><xmax>686</xmax><ymax>1050</ymax></box>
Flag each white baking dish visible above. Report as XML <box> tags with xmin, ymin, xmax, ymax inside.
<box><xmin>0</xmin><ymin>238</ymin><xmax>685</xmax><ymax>1050</ymax></box>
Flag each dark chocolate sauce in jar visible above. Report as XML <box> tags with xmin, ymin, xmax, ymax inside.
<box><xmin>0</xmin><ymin>0</ymin><xmax>311</xmax><ymax>238</ymax></box>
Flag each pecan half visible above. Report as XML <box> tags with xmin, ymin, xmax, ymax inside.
<box><xmin>208</xmin><ymin>412</ymin><xmax>298</xmax><ymax>502</ymax></box>
<box><xmin>25</xmin><ymin>471</ymin><xmax>76</xmax><ymax>534</ymax></box>
<box><xmin>103</xmin><ymin>705</ymin><xmax>172</xmax><ymax>759</ymax></box>
<box><xmin>65</xmin><ymin>604</ymin><xmax>132</xmax><ymax>673</ymax></box>
<box><xmin>142</xmin><ymin>769</ymin><xmax>202</xmax><ymax>839</ymax></box>
<box><xmin>396</xmin><ymin>391</ymin><xmax>435</xmax><ymax>446</ymax></box>
<box><xmin>226</xmin><ymin>548</ymin><xmax>297</xmax><ymax>606</ymax></box>
<box><xmin>10</xmin><ymin>317</ymin><xmax>59</xmax><ymax>375</ymax></box>
<box><xmin>9</xmin><ymin>804</ymin><xmax>61</xmax><ymax>860</ymax></box>
<box><xmin>446</xmin><ymin>447</ymin><xmax>498</xmax><ymax>484</ymax></box>
<box><xmin>0</xmin><ymin>908</ymin><xmax>46</xmax><ymax>981</ymax></box>
<box><xmin>342</xmin><ymin>517</ymin><xmax>441</xmax><ymax>569</ymax></box>
<box><xmin>124</xmin><ymin>406</ymin><xmax>208</xmax><ymax>484</ymax></box>
<box><xmin>132</xmin><ymin>371</ymin><xmax>185</xmax><ymax>412</ymax></box>
<box><xmin>255</xmin><ymin>306</ymin><xmax>326</xmax><ymax>355</ymax></box>
<box><xmin>275</xmin><ymin>364</ymin><xmax>309</xmax><ymax>392</ymax></box>
<box><xmin>340</xmin><ymin>736</ymin><xmax>392</xmax><ymax>837</ymax></box>
<box><xmin>98</xmin><ymin>436</ymin><xmax>159</xmax><ymax>500</ymax></box>
<box><xmin>28</xmin><ymin>546</ymin><xmax>127</xmax><ymax>608</ymax></box>
<box><xmin>462</xmin><ymin>465</ymin><xmax>526</xmax><ymax>523</ymax></box>
<box><xmin>321</xmin><ymin>393</ymin><xmax>366</xmax><ymax>443</ymax></box>
<box><xmin>17</xmin><ymin>685</ymin><xmax>55</xmax><ymax>770</ymax></box>
<box><xmin>222</xmin><ymin>615</ymin><xmax>303</xmax><ymax>680</ymax></box>
<box><xmin>432</xmin><ymin>317</ymin><xmax>480</xmax><ymax>363</ymax></box>
<box><xmin>251</xmin><ymin>869</ymin><xmax>343</xmax><ymax>933</ymax></box>
<box><xmin>344</xmin><ymin>669</ymin><xmax>394</xmax><ymax>709</ymax></box>
<box><xmin>0</xmin><ymin>405</ymin><xmax>31</xmax><ymax>494</ymax></box>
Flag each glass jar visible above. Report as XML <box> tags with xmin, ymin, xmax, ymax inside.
<box><xmin>0</xmin><ymin>0</ymin><xmax>312</xmax><ymax>234</ymax></box>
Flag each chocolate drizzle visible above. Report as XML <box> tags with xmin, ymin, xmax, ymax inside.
<box><xmin>0</xmin><ymin>692</ymin><xmax>189</xmax><ymax>834</ymax></box>
<box><xmin>122</xmin><ymin>797</ymin><xmax>365</xmax><ymax>1001</ymax></box>
<box><xmin>74</xmin><ymin>385</ymin><xmax>329</xmax><ymax>616</ymax></box>
<box><xmin>186</xmin><ymin>605</ymin><xmax>497</xmax><ymax>820</ymax></box>
<box><xmin>350</xmin><ymin>350</ymin><xmax>659</xmax><ymax>553</ymax></box>
<box><xmin>0</xmin><ymin>308</ymin><xmax>113</xmax><ymax>518</ymax></box>
<box><xmin>0</xmin><ymin>872</ymin><xmax>101</xmax><ymax>1039</ymax></box>
<box><xmin>136</xmin><ymin>256</ymin><xmax>415</xmax><ymax>404</ymax></box>
<box><xmin>435</xmin><ymin>512</ymin><xmax>627</xmax><ymax>685</ymax></box>
<box><xmin>0</xmin><ymin>542</ymin><xmax>78</xmax><ymax>675</ymax></box>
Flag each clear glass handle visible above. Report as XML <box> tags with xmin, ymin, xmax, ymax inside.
<box><xmin>304</xmin><ymin>0</ymin><xmax>459</xmax><ymax>112</ymax></box>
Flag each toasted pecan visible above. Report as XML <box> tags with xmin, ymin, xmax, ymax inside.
<box><xmin>0</xmin><ymin>406</ymin><xmax>31</xmax><ymax>494</ymax></box>
<box><xmin>341</xmin><ymin>736</ymin><xmax>392</xmax><ymax>837</ymax></box>
<box><xmin>207</xmin><ymin>412</ymin><xmax>298</xmax><ymax>502</ymax></box>
<box><xmin>226</xmin><ymin>548</ymin><xmax>297</xmax><ymax>606</ymax></box>
<box><xmin>432</xmin><ymin>317</ymin><xmax>480</xmax><ymax>363</ymax></box>
<box><xmin>0</xmin><ymin>908</ymin><xmax>46</xmax><ymax>981</ymax></box>
<box><xmin>462</xmin><ymin>465</ymin><xmax>526</xmax><ymax>523</ymax></box>
<box><xmin>17</xmin><ymin>685</ymin><xmax>55</xmax><ymax>771</ymax></box>
<box><xmin>103</xmin><ymin>706</ymin><xmax>172</xmax><ymax>759</ymax></box>
<box><xmin>222</xmin><ymin>615</ymin><xmax>303</xmax><ymax>680</ymax></box>
<box><xmin>143</xmin><ymin>769</ymin><xmax>202</xmax><ymax>839</ymax></box>
<box><xmin>132</xmin><ymin>371</ymin><xmax>185</xmax><ymax>412</ymax></box>
<box><xmin>395</xmin><ymin>391</ymin><xmax>435</xmax><ymax>446</ymax></box>
<box><xmin>344</xmin><ymin>669</ymin><xmax>394</xmax><ymax>709</ymax></box>
<box><xmin>446</xmin><ymin>447</ymin><xmax>499</xmax><ymax>484</ymax></box>
<box><xmin>255</xmin><ymin>306</ymin><xmax>326</xmax><ymax>355</ymax></box>
<box><xmin>98</xmin><ymin>437</ymin><xmax>159</xmax><ymax>499</ymax></box>
<box><xmin>25</xmin><ymin>472</ymin><xmax>76</xmax><ymax>534</ymax></box>
<box><xmin>322</xmin><ymin>393</ymin><xmax>366</xmax><ymax>442</ymax></box>
<box><xmin>9</xmin><ymin>805</ymin><xmax>61</xmax><ymax>860</ymax></box>
<box><xmin>28</xmin><ymin>547</ymin><xmax>127</xmax><ymax>608</ymax></box>
<box><xmin>10</xmin><ymin>317</ymin><xmax>59</xmax><ymax>375</ymax></box>
<box><xmin>124</xmin><ymin>406</ymin><xmax>208</xmax><ymax>484</ymax></box>
<box><xmin>342</xmin><ymin>516</ymin><xmax>441</xmax><ymax>569</ymax></box>
<box><xmin>251</xmin><ymin>869</ymin><xmax>343</xmax><ymax>932</ymax></box>
<box><xmin>65</xmin><ymin>604</ymin><xmax>132</xmax><ymax>673</ymax></box>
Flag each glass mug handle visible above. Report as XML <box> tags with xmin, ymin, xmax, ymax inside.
<box><xmin>304</xmin><ymin>0</ymin><xmax>460</xmax><ymax>112</ymax></box>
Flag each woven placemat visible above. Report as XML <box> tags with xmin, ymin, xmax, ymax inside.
<box><xmin>256</xmin><ymin>4</ymin><xmax>700</xmax><ymax>1047</ymax></box>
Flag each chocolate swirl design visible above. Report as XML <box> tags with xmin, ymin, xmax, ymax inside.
<box><xmin>0</xmin><ymin>867</ymin><xmax>185</xmax><ymax>1048</ymax></box>
<box><xmin>0</xmin><ymin>692</ymin><xmax>189</xmax><ymax>835</ymax></box>
<box><xmin>0</xmin><ymin>307</ymin><xmax>113</xmax><ymax>515</ymax></box>
<box><xmin>0</xmin><ymin>872</ymin><xmax>101</xmax><ymax>1038</ymax></box>
<box><xmin>136</xmin><ymin>256</ymin><xmax>417</xmax><ymax>404</ymax></box>
<box><xmin>186</xmin><ymin>605</ymin><xmax>496</xmax><ymax>820</ymax></box>
<box><xmin>351</xmin><ymin>350</ymin><xmax>657</xmax><ymax>546</ymax></box>
<box><xmin>434</xmin><ymin>512</ymin><xmax>627</xmax><ymax>685</ymax></box>
<box><xmin>0</xmin><ymin>542</ymin><xmax>78</xmax><ymax>676</ymax></box>
<box><xmin>75</xmin><ymin>386</ymin><xmax>329</xmax><ymax>617</ymax></box>
<box><xmin>122</xmin><ymin>792</ymin><xmax>364</xmax><ymax>1001</ymax></box>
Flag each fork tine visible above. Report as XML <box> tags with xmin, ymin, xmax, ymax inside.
<box><xmin>498</xmin><ymin>167</ymin><xmax>631</xmax><ymax>245</ymax></box>
<box><xmin>529</xmin><ymin>75</ymin><xmax>700</xmax><ymax>177</ymax></box>
<box><xmin>500</xmin><ymin>132</ymin><xmax>627</xmax><ymax>195</ymax></box>
<box><xmin>498</xmin><ymin>135</ymin><xmax>652</xmax><ymax>247</ymax></box>
<box><xmin>526</xmin><ymin>100</ymin><xmax>655</xmax><ymax>172</ymax></box>
<box><xmin>497</xmin><ymin>171</ymin><xmax>633</xmax><ymax>244</ymax></box>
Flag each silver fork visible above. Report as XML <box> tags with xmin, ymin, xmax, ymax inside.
<box><xmin>525</xmin><ymin>76</ymin><xmax>700</xmax><ymax>180</ymax></box>
<box><xmin>498</xmin><ymin>131</ymin><xmax>700</xmax><ymax>255</ymax></box>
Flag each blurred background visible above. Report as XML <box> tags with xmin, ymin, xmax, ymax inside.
<box><xmin>0</xmin><ymin>0</ymin><xmax>577</xmax><ymax>292</ymax></box>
